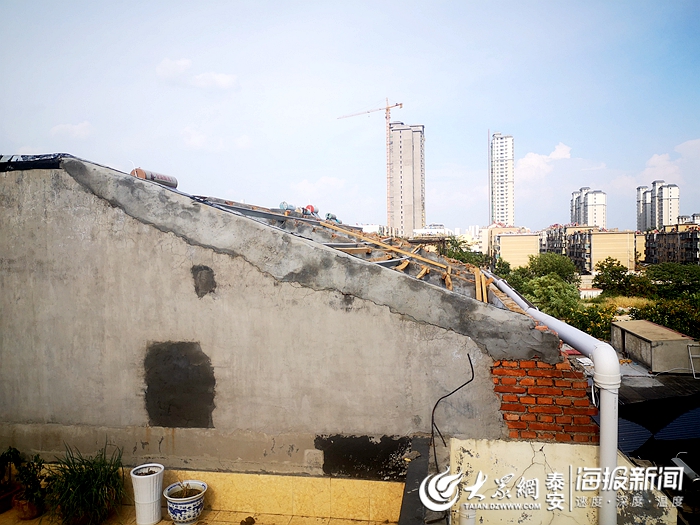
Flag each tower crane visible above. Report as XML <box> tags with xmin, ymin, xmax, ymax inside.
<box><xmin>338</xmin><ymin>99</ymin><xmax>403</xmax><ymax>230</ymax></box>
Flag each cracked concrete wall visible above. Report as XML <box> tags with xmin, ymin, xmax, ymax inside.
<box><xmin>1</xmin><ymin>160</ymin><xmax>559</xmax><ymax>473</ymax></box>
<box><xmin>450</xmin><ymin>439</ymin><xmax>675</xmax><ymax>524</ymax></box>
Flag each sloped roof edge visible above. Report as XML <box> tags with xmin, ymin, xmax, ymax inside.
<box><xmin>6</xmin><ymin>155</ymin><xmax>562</xmax><ymax>363</ymax></box>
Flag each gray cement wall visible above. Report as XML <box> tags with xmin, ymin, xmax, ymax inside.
<box><xmin>0</xmin><ymin>159</ymin><xmax>560</xmax><ymax>473</ymax></box>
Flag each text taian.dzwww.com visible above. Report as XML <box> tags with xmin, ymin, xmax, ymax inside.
<box><xmin>464</xmin><ymin>503</ymin><xmax>542</xmax><ymax>511</ymax></box>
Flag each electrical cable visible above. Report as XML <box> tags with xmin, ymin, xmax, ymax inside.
<box><xmin>650</xmin><ymin>367</ymin><xmax>693</xmax><ymax>376</ymax></box>
<box><xmin>430</xmin><ymin>354</ymin><xmax>475</xmax><ymax>472</ymax></box>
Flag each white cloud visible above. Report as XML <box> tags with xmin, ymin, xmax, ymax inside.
<box><xmin>156</xmin><ymin>58</ymin><xmax>192</xmax><ymax>79</ymax></box>
<box><xmin>632</xmin><ymin>139</ymin><xmax>700</xmax><ymax>187</ymax></box>
<box><xmin>549</xmin><ymin>143</ymin><xmax>572</xmax><ymax>160</ymax></box>
<box><xmin>515</xmin><ymin>142</ymin><xmax>571</xmax><ymax>183</ymax></box>
<box><xmin>156</xmin><ymin>58</ymin><xmax>237</xmax><ymax>89</ymax></box>
<box><xmin>675</xmin><ymin>138</ymin><xmax>700</xmax><ymax>159</ymax></box>
<box><xmin>640</xmin><ymin>153</ymin><xmax>682</xmax><ymax>184</ymax></box>
<box><xmin>50</xmin><ymin>121</ymin><xmax>93</xmax><ymax>139</ymax></box>
<box><xmin>191</xmin><ymin>72</ymin><xmax>238</xmax><ymax>89</ymax></box>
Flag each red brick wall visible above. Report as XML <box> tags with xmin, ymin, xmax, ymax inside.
<box><xmin>492</xmin><ymin>356</ymin><xmax>599</xmax><ymax>443</ymax></box>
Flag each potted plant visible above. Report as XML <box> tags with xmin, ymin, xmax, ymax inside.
<box><xmin>163</xmin><ymin>480</ymin><xmax>208</xmax><ymax>525</ymax></box>
<box><xmin>0</xmin><ymin>446</ymin><xmax>22</xmax><ymax>514</ymax></box>
<box><xmin>129</xmin><ymin>463</ymin><xmax>164</xmax><ymax>525</ymax></box>
<box><xmin>12</xmin><ymin>454</ymin><xmax>47</xmax><ymax>519</ymax></box>
<box><xmin>46</xmin><ymin>444</ymin><xmax>125</xmax><ymax>525</ymax></box>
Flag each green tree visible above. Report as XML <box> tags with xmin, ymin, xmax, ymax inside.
<box><xmin>630</xmin><ymin>294</ymin><xmax>700</xmax><ymax>339</ymax></box>
<box><xmin>526</xmin><ymin>253</ymin><xmax>579</xmax><ymax>284</ymax></box>
<box><xmin>439</xmin><ymin>236</ymin><xmax>490</xmax><ymax>267</ymax></box>
<box><xmin>644</xmin><ymin>263</ymin><xmax>700</xmax><ymax>299</ymax></box>
<box><xmin>563</xmin><ymin>304</ymin><xmax>618</xmax><ymax>341</ymax></box>
<box><xmin>593</xmin><ymin>257</ymin><xmax>653</xmax><ymax>296</ymax></box>
<box><xmin>504</xmin><ymin>266</ymin><xmax>533</xmax><ymax>294</ymax></box>
<box><xmin>521</xmin><ymin>274</ymin><xmax>580</xmax><ymax>319</ymax></box>
<box><xmin>592</xmin><ymin>257</ymin><xmax>631</xmax><ymax>295</ymax></box>
<box><xmin>494</xmin><ymin>258</ymin><xmax>511</xmax><ymax>278</ymax></box>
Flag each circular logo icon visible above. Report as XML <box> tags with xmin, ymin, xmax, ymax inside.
<box><xmin>419</xmin><ymin>467</ymin><xmax>464</xmax><ymax>511</ymax></box>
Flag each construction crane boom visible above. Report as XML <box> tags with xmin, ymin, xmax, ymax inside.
<box><xmin>338</xmin><ymin>99</ymin><xmax>403</xmax><ymax>231</ymax></box>
<box><xmin>337</xmin><ymin>102</ymin><xmax>403</xmax><ymax>120</ymax></box>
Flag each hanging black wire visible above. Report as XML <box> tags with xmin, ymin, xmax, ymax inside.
<box><xmin>430</xmin><ymin>353</ymin><xmax>475</xmax><ymax>472</ymax></box>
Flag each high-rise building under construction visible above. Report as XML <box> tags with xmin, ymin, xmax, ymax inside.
<box><xmin>388</xmin><ymin>122</ymin><xmax>425</xmax><ymax>237</ymax></box>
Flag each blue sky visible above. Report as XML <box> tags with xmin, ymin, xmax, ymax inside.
<box><xmin>2</xmin><ymin>1</ymin><xmax>699</xmax><ymax>232</ymax></box>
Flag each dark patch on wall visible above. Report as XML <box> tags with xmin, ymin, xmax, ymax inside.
<box><xmin>191</xmin><ymin>265</ymin><xmax>216</xmax><ymax>298</ymax></box>
<box><xmin>144</xmin><ymin>341</ymin><xmax>216</xmax><ymax>428</ymax></box>
<box><xmin>314</xmin><ymin>435</ymin><xmax>410</xmax><ymax>480</ymax></box>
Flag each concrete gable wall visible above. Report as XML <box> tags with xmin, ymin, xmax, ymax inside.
<box><xmin>0</xmin><ymin>160</ymin><xmax>560</xmax><ymax>474</ymax></box>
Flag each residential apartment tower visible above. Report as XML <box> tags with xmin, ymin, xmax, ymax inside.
<box><xmin>637</xmin><ymin>180</ymin><xmax>680</xmax><ymax>231</ymax></box>
<box><xmin>489</xmin><ymin>132</ymin><xmax>515</xmax><ymax>226</ymax></box>
<box><xmin>571</xmin><ymin>187</ymin><xmax>607</xmax><ymax>229</ymax></box>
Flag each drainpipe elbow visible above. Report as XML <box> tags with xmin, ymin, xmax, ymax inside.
<box><xmin>592</xmin><ymin>342</ymin><xmax>621</xmax><ymax>391</ymax></box>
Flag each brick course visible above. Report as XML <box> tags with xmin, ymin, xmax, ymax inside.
<box><xmin>492</xmin><ymin>353</ymin><xmax>599</xmax><ymax>442</ymax></box>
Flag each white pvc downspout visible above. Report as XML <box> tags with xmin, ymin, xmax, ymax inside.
<box><xmin>484</xmin><ymin>271</ymin><xmax>621</xmax><ymax>525</ymax></box>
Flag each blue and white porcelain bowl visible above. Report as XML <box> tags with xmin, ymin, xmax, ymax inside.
<box><xmin>163</xmin><ymin>480</ymin><xmax>208</xmax><ymax>525</ymax></box>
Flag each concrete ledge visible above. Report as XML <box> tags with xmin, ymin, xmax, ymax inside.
<box><xmin>123</xmin><ymin>468</ymin><xmax>404</xmax><ymax>521</ymax></box>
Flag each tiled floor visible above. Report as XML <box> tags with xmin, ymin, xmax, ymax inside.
<box><xmin>0</xmin><ymin>506</ymin><xmax>395</xmax><ymax>525</ymax></box>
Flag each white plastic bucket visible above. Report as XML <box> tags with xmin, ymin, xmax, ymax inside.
<box><xmin>130</xmin><ymin>463</ymin><xmax>165</xmax><ymax>525</ymax></box>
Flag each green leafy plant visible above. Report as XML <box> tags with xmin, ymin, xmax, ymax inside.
<box><xmin>563</xmin><ymin>304</ymin><xmax>618</xmax><ymax>341</ymax></box>
<box><xmin>46</xmin><ymin>444</ymin><xmax>125</xmax><ymax>525</ymax></box>
<box><xmin>521</xmin><ymin>274</ymin><xmax>581</xmax><ymax>320</ymax></box>
<box><xmin>644</xmin><ymin>263</ymin><xmax>700</xmax><ymax>299</ymax></box>
<box><xmin>439</xmin><ymin>236</ymin><xmax>490</xmax><ymax>267</ymax></box>
<box><xmin>0</xmin><ymin>446</ymin><xmax>22</xmax><ymax>491</ymax></box>
<box><xmin>16</xmin><ymin>454</ymin><xmax>47</xmax><ymax>510</ymax></box>
<box><xmin>630</xmin><ymin>296</ymin><xmax>700</xmax><ymax>340</ymax></box>
<box><xmin>525</xmin><ymin>253</ymin><xmax>580</xmax><ymax>285</ymax></box>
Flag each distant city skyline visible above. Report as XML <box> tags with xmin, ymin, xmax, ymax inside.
<box><xmin>1</xmin><ymin>2</ymin><xmax>699</xmax><ymax>233</ymax></box>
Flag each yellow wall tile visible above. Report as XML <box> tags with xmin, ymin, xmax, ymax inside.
<box><xmin>292</xmin><ymin>476</ymin><xmax>331</xmax><ymax>518</ymax></box>
<box><xmin>368</xmin><ymin>482</ymin><xmax>403</xmax><ymax>522</ymax></box>
<box><xmin>329</xmin><ymin>479</ymin><xmax>370</xmax><ymax>521</ymax></box>
<box><xmin>254</xmin><ymin>475</ymin><xmax>295</xmax><ymax>515</ymax></box>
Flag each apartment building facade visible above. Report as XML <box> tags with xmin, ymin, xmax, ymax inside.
<box><xmin>636</xmin><ymin>180</ymin><xmax>680</xmax><ymax>231</ymax></box>
<box><xmin>494</xmin><ymin>233</ymin><xmax>541</xmax><ymax>269</ymax></box>
<box><xmin>645</xmin><ymin>223</ymin><xmax>700</xmax><ymax>264</ymax></box>
<box><xmin>567</xmin><ymin>230</ymin><xmax>637</xmax><ymax>274</ymax></box>
<box><xmin>540</xmin><ymin>224</ymin><xmax>600</xmax><ymax>256</ymax></box>
<box><xmin>570</xmin><ymin>187</ymin><xmax>607</xmax><ymax>229</ymax></box>
<box><xmin>489</xmin><ymin>132</ymin><xmax>515</xmax><ymax>226</ymax></box>
<box><xmin>387</xmin><ymin>122</ymin><xmax>425</xmax><ymax>237</ymax></box>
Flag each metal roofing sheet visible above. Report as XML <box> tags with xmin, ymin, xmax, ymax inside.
<box><xmin>655</xmin><ymin>407</ymin><xmax>700</xmax><ymax>441</ymax></box>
